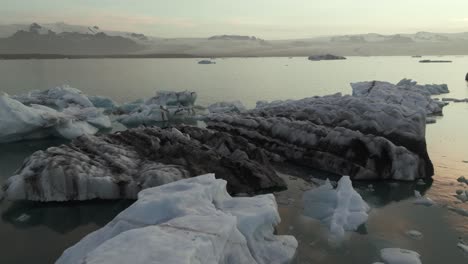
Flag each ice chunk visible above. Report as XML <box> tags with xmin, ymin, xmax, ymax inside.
<box><xmin>352</xmin><ymin>80</ymin><xmax>447</xmax><ymax>115</ymax></box>
<box><xmin>116</xmin><ymin>91</ymin><xmax>197</xmax><ymax>126</ymax></box>
<box><xmin>55</xmin><ymin>174</ymin><xmax>297</xmax><ymax>264</ymax></box>
<box><xmin>457</xmin><ymin>176</ymin><xmax>468</xmax><ymax>185</ymax></box>
<box><xmin>455</xmin><ymin>189</ymin><xmax>468</xmax><ymax>203</ymax></box>
<box><xmin>88</xmin><ymin>95</ymin><xmax>118</xmax><ymax>110</ymax></box>
<box><xmin>12</xmin><ymin>85</ymin><xmax>94</xmax><ymax>110</ymax></box>
<box><xmin>208</xmin><ymin>100</ymin><xmax>247</xmax><ymax>114</ymax></box>
<box><xmin>380</xmin><ymin>248</ymin><xmax>422</xmax><ymax>264</ymax></box>
<box><xmin>0</xmin><ymin>94</ymin><xmax>110</xmax><ymax>143</ymax></box>
<box><xmin>405</xmin><ymin>230</ymin><xmax>423</xmax><ymax>240</ymax></box>
<box><xmin>458</xmin><ymin>242</ymin><xmax>468</xmax><ymax>254</ymax></box>
<box><xmin>413</xmin><ymin>190</ymin><xmax>435</xmax><ymax>206</ymax></box>
<box><xmin>302</xmin><ymin>176</ymin><xmax>370</xmax><ymax>241</ymax></box>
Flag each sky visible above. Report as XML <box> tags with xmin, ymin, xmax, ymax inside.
<box><xmin>2</xmin><ymin>0</ymin><xmax>468</xmax><ymax>39</ymax></box>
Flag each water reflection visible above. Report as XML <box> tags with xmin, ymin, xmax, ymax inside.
<box><xmin>1</xmin><ymin>200</ymin><xmax>132</xmax><ymax>234</ymax></box>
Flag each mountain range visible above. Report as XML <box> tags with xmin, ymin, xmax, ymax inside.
<box><xmin>2</xmin><ymin>22</ymin><xmax>468</xmax><ymax>57</ymax></box>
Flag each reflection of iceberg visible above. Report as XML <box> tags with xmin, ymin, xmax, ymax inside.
<box><xmin>302</xmin><ymin>176</ymin><xmax>370</xmax><ymax>241</ymax></box>
<box><xmin>2</xmin><ymin>200</ymin><xmax>131</xmax><ymax>234</ymax></box>
<box><xmin>56</xmin><ymin>174</ymin><xmax>297</xmax><ymax>264</ymax></box>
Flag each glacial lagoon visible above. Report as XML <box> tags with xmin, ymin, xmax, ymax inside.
<box><xmin>0</xmin><ymin>56</ymin><xmax>467</xmax><ymax>263</ymax></box>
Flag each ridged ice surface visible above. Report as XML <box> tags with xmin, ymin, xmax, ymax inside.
<box><xmin>55</xmin><ymin>174</ymin><xmax>298</xmax><ymax>264</ymax></box>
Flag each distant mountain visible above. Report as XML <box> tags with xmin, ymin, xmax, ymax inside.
<box><xmin>2</xmin><ymin>22</ymin><xmax>468</xmax><ymax>57</ymax></box>
<box><xmin>208</xmin><ymin>35</ymin><xmax>264</xmax><ymax>41</ymax></box>
<box><xmin>0</xmin><ymin>23</ymin><xmax>144</xmax><ymax>55</ymax></box>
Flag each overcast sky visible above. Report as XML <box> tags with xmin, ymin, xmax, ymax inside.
<box><xmin>2</xmin><ymin>0</ymin><xmax>468</xmax><ymax>39</ymax></box>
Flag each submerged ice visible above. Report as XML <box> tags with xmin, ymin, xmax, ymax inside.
<box><xmin>55</xmin><ymin>174</ymin><xmax>298</xmax><ymax>264</ymax></box>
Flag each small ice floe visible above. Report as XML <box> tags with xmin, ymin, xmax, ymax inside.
<box><xmin>303</xmin><ymin>176</ymin><xmax>370</xmax><ymax>241</ymax></box>
<box><xmin>413</xmin><ymin>190</ymin><xmax>435</xmax><ymax>206</ymax></box>
<box><xmin>455</xmin><ymin>189</ymin><xmax>468</xmax><ymax>203</ymax></box>
<box><xmin>15</xmin><ymin>214</ymin><xmax>30</xmax><ymax>222</ymax></box>
<box><xmin>448</xmin><ymin>206</ymin><xmax>468</xmax><ymax>217</ymax></box>
<box><xmin>457</xmin><ymin>176</ymin><xmax>468</xmax><ymax>185</ymax></box>
<box><xmin>405</xmin><ymin>230</ymin><xmax>423</xmax><ymax>240</ymax></box>
<box><xmin>367</xmin><ymin>184</ymin><xmax>375</xmax><ymax>192</ymax></box>
<box><xmin>379</xmin><ymin>248</ymin><xmax>422</xmax><ymax>264</ymax></box>
<box><xmin>458</xmin><ymin>242</ymin><xmax>468</xmax><ymax>254</ymax></box>
<box><xmin>416</xmin><ymin>179</ymin><xmax>426</xmax><ymax>186</ymax></box>
<box><xmin>198</xmin><ymin>60</ymin><xmax>216</xmax><ymax>64</ymax></box>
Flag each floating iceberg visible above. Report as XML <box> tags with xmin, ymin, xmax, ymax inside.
<box><xmin>458</xmin><ymin>242</ymin><xmax>468</xmax><ymax>254</ymax></box>
<box><xmin>2</xmin><ymin>126</ymin><xmax>285</xmax><ymax>201</ymax></box>
<box><xmin>413</xmin><ymin>190</ymin><xmax>435</xmax><ymax>206</ymax></box>
<box><xmin>396</xmin><ymin>78</ymin><xmax>449</xmax><ymax>95</ymax></box>
<box><xmin>208</xmin><ymin>100</ymin><xmax>247</xmax><ymax>114</ymax></box>
<box><xmin>379</xmin><ymin>248</ymin><xmax>422</xmax><ymax>264</ymax></box>
<box><xmin>405</xmin><ymin>230</ymin><xmax>423</xmax><ymax>240</ymax></box>
<box><xmin>351</xmin><ymin>80</ymin><xmax>447</xmax><ymax>116</ymax></box>
<box><xmin>55</xmin><ymin>174</ymin><xmax>298</xmax><ymax>264</ymax></box>
<box><xmin>0</xmin><ymin>94</ymin><xmax>111</xmax><ymax>143</ymax></box>
<box><xmin>12</xmin><ymin>85</ymin><xmax>94</xmax><ymax>109</ymax></box>
<box><xmin>302</xmin><ymin>176</ymin><xmax>370</xmax><ymax>241</ymax></box>
<box><xmin>116</xmin><ymin>91</ymin><xmax>197</xmax><ymax>127</ymax></box>
<box><xmin>207</xmin><ymin>112</ymin><xmax>428</xmax><ymax>181</ymax></box>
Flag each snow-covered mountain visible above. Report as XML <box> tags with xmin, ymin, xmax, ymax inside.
<box><xmin>0</xmin><ymin>22</ymin><xmax>156</xmax><ymax>43</ymax></box>
<box><xmin>2</xmin><ymin>22</ymin><xmax>468</xmax><ymax>56</ymax></box>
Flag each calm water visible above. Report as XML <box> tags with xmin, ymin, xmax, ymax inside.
<box><xmin>0</xmin><ymin>57</ymin><xmax>467</xmax><ymax>263</ymax></box>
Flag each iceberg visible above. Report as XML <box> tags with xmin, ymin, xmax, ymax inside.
<box><xmin>55</xmin><ymin>174</ymin><xmax>298</xmax><ymax>264</ymax></box>
<box><xmin>0</xmin><ymin>94</ymin><xmax>111</xmax><ymax>143</ymax></box>
<box><xmin>208</xmin><ymin>100</ymin><xmax>247</xmax><ymax>114</ymax></box>
<box><xmin>302</xmin><ymin>176</ymin><xmax>370</xmax><ymax>241</ymax></box>
<box><xmin>207</xmin><ymin>112</ymin><xmax>428</xmax><ymax>181</ymax></box>
<box><xmin>351</xmin><ymin>80</ymin><xmax>447</xmax><ymax>116</ymax></box>
<box><xmin>12</xmin><ymin>85</ymin><xmax>95</xmax><ymax>110</ymax></box>
<box><xmin>396</xmin><ymin>78</ymin><xmax>449</xmax><ymax>95</ymax></box>
<box><xmin>379</xmin><ymin>248</ymin><xmax>422</xmax><ymax>264</ymax></box>
<box><xmin>116</xmin><ymin>91</ymin><xmax>197</xmax><ymax>127</ymax></box>
<box><xmin>405</xmin><ymin>230</ymin><xmax>423</xmax><ymax>240</ymax></box>
<box><xmin>458</xmin><ymin>242</ymin><xmax>468</xmax><ymax>254</ymax></box>
<box><xmin>413</xmin><ymin>190</ymin><xmax>435</xmax><ymax>206</ymax></box>
<box><xmin>2</xmin><ymin>126</ymin><xmax>285</xmax><ymax>201</ymax></box>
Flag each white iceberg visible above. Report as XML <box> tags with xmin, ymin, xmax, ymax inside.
<box><xmin>12</xmin><ymin>85</ymin><xmax>94</xmax><ymax>110</ymax></box>
<box><xmin>302</xmin><ymin>176</ymin><xmax>370</xmax><ymax>241</ymax></box>
<box><xmin>0</xmin><ymin>94</ymin><xmax>111</xmax><ymax>143</ymax></box>
<box><xmin>396</xmin><ymin>78</ymin><xmax>449</xmax><ymax>95</ymax></box>
<box><xmin>208</xmin><ymin>100</ymin><xmax>247</xmax><ymax>114</ymax></box>
<box><xmin>380</xmin><ymin>248</ymin><xmax>422</xmax><ymax>264</ymax></box>
<box><xmin>116</xmin><ymin>91</ymin><xmax>197</xmax><ymax>126</ymax></box>
<box><xmin>55</xmin><ymin>174</ymin><xmax>297</xmax><ymax>264</ymax></box>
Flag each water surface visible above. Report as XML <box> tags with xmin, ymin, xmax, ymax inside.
<box><xmin>0</xmin><ymin>57</ymin><xmax>467</xmax><ymax>263</ymax></box>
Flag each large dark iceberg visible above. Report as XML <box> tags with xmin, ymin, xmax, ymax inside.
<box><xmin>2</xmin><ymin>79</ymin><xmax>447</xmax><ymax>201</ymax></box>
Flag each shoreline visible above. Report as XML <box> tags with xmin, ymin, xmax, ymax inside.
<box><xmin>0</xmin><ymin>54</ymin><xmax>467</xmax><ymax>60</ymax></box>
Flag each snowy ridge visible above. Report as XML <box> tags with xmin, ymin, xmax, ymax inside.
<box><xmin>55</xmin><ymin>174</ymin><xmax>298</xmax><ymax>264</ymax></box>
